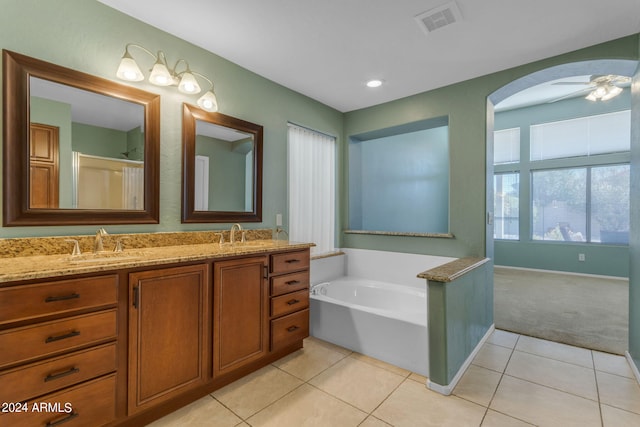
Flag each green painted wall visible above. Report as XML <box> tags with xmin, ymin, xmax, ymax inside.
<box><xmin>72</xmin><ymin>123</ymin><xmax>128</xmax><ymax>159</ymax></box>
<box><xmin>428</xmin><ymin>261</ymin><xmax>493</xmax><ymax>386</ymax></box>
<box><xmin>629</xmin><ymin>57</ymin><xmax>640</xmax><ymax>374</ymax></box>
<box><xmin>0</xmin><ymin>0</ymin><xmax>343</xmax><ymax>238</ymax></box>
<box><xmin>494</xmin><ymin>94</ymin><xmax>631</xmax><ymax>277</ymax></box>
<box><xmin>195</xmin><ymin>135</ymin><xmax>246</xmax><ymax>211</ymax></box>
<box><xmin>342</xmin><ymin>35</ymin><xmax>639</xmax><ymax>259</ymax></box>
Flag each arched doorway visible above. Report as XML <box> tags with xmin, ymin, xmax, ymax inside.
<box><xmin>485</xmin><ymin>59</ymin><xmax>638</xmax><ymax>353</ymax></box>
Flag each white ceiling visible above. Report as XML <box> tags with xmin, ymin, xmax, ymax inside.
<box><xmin>98</xmin><ymin>0</ymin><xmax>640</xmax><ymax>112</ymax></box>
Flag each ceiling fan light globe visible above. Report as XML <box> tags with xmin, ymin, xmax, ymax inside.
<box><xmin>601</xmin><ymin>85</ymin><xmax>622</xmax><ymax>101</ymax></box>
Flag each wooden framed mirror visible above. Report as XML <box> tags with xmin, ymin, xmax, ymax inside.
<box><xmin>2</xmin><ymin>50</ymin><xmax>160</xmax><ymax>226</ymax></box>
<box><xmin>182</xmin><ymin>103</ymin><xmax>262</xmax><ymax>223</ymax></box>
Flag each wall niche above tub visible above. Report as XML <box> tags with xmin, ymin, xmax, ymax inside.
<box><xmin>347</xmin><ymin>116</ymin><xmax>451</xmax><ymax>237</ymax></box>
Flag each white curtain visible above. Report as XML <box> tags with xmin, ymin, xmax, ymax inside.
<box><xmin>123</xmin><ymin>167</ymin><xmax>144</xmax><ymax>210</ymax></box>
<box><xmin>288</xmin><ymin>124</ymin><xmax>336</xmax><ymax>255</ymax></box>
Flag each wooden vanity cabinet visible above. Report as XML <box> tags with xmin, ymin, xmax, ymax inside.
<box><xmin>127</xmin><ymin>263</ymin><xmax>210</xmax><ymax>414</ymax></box>
<box><xmin>0</xmin><ymin>274</ymin><xmax>118</xmax><ymax>427</ymax></box>
<box><xmin>269</xmin><ymin>249</ymin><xmax>310</xmax><ymax>350</ymax></box>
<box><xmin>213</xmin><ymin>255</ymin><xmax>269</xmax><ymax>377</ymax></box>
<box><xmin>0</xmin><ymin>245</ymin><xmax>310</xmax><ymax>426</ymax></box>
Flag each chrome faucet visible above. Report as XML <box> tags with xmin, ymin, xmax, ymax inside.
<box><xmin>230</xmin><ymin>223</ymin><xmax>244</xmax><ymax>245</ymax></box>
<box><xmin>94</xmin><ymin>227</ymin><xmax>108</xmax><ymax>253</ymax></box>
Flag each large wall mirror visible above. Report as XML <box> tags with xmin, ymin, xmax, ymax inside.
<box><xmin>3</xmin><ymin>50</ymin><xmax>160</xmax><ymax>226</ymax></box>
<box><xmin>182</xmin><ymin>104</ymin><xmax>262</xmax><ymax>223</ymax></box>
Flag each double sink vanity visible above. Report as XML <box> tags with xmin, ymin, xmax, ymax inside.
<box><xmin>0</xmin><ymin>49</ymin><xmax>311</xmax><ymax>426</ymax></box>
<box><xmin>0</xmin><ymin>230</ymin><xmax>312</xmax><ymax>426</ymax></box>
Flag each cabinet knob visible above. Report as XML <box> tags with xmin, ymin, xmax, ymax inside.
<box><xmin>286</xmin><ymin>325</ymin><xmax>300</xmax><ymax>332</ymax></box>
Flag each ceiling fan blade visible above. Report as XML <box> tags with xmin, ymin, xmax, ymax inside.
<box><xmin>551</xmin><ymin>82</ymin><xmax>591</xmax><ymax>86</ymax></box>
<box><xmin>547</xmin><ymin>87</ymin><xmax>592</xmax><ymax>104</ymax></box>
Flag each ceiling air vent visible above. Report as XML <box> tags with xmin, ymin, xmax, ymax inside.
<box><xmin>415</xmin><ymin>1</ymin><xmax>462</xmax><ymax>34</ymax></box>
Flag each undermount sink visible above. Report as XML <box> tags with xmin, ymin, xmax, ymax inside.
<box><xmin>66</xmin><ymin>250</ymin><xmax>149</xmax><ymax>264</ymax></box>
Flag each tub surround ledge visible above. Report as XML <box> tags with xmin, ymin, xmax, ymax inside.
<box><xmin>418</xmin><ymin>257</ymin><xmax>490</xmax><ymax>283</ymax></box>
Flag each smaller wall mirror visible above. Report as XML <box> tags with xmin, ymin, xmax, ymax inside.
<box><xmin>182</xmin><ymin>104</ymin><xmax>263</xmax><ymax>223</ymax></box>
<box><xmin>3</xmin><ymin>50</ymin><xmax>160</xmax><ymax>226</ymax></box>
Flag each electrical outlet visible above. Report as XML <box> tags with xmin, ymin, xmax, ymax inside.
<box><xmin>578</xmin><ymin>253</ymin><xmax>585</xmax><ymax>262</ymax></box>
<box><xmin>276</xmin><ymin>214</ymin><xmax>282</xmax><ymax>227</ymax></box>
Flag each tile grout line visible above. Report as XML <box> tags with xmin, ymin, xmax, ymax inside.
<box><xmin>478</xmin><ymin>333</ymin><xmax>521</xmax><ymax>426</ymax></box>
<box><xmin>591</xmin><ymin>350</ymin><xmax>605</xmax><ymax>427</ymax></box>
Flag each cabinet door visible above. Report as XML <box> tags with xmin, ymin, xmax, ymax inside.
<box><xmin>128</xmin><ymin>264</ymin><xmax>210</xmax><ymax>414</ymax></box>
<box><xmin>213</xmin><ymin>256</ymin><xmax>268</xmax><ymax>377</ymax></box>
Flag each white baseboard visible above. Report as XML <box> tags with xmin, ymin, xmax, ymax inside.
<box><xmin>427</xmin><ymin>324</ymin><xmax>495</xmax><ymax>396</ymax></box>
<box><xmin>625</xmin><ymin>351</ymin><xmax>640</xmax><ymax>385</ymax></box>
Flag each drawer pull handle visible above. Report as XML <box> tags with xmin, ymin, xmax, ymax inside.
<box><xmin>285</xmin><ymin>259</ymin><xmax>301</xmax><ymax>264</ymax></box>
<box><xmin>287</xmin><ymin>325</ymin><xmax>300</xmax><ymax>332</ymax></box>
<box><xmin>45</xmin><ymin>293</ymin><xmax>80</xmax><ymax>303</ymax></box>
<box><xmin>46</xmin><ymin>412</ymin><xmax>78</xmax><ymax>427</ymax></box>
<box><xmin>287</xmin><ymin>299</ymin><xmax>300</xmax><ymax>305</ymax></box>
<box><xmin>44</xmin><ymin>367</ymin><xmax>80</xmax><ymax>382</ymax></box>
<box><xmin>286</xmin><ymin>280</ymin><xmax>300</xmax><ymax>285</ymax></box>
<box><xmin>45</xmin><ymin>330</ymin><xmax>80</xmax><ymax>343</ymax></box>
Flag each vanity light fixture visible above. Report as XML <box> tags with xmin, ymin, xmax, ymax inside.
<box><xmin>116</xmin><ymin>43</ymin><xmax>218</xmax><ymax>112</ymax></box>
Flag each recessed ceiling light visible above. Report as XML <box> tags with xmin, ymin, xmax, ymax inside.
<box><xmin>366</xmin><ymin>79</ymin><xmax>383</xmax><ymax>88</ymax></box>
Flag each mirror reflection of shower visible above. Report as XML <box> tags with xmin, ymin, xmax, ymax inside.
<box><xmin>72</xmin><ymin>152</ymin><xmax>144</xmax><ymax>210</ymax></box>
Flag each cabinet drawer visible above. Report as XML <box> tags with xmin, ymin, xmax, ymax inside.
<box><xmin>271</xmin><ymin>308</ymin><xmax>309</xmax><ymax>351</ymax></box>
<box><xmin>0</xmin><ymin>374</ymin><xmax>116</xmax><ymax>427</ymax></box>
<box><xmin>0</xmin><ymin>310</ymin><xmax>117</xmax><ymax>369</ymax></box>
<box><xmin>270</xmin><ymin>250</ymin><xmax>310</xmax><ymax>274</ymax></box>
<box><xmin>0</xmin><ymin>275</ymin><xmax>118</xmax><ymax>325</ymax></box>
<box><xmin>0</xmin><ymin>343</ymin><xmax>116</xmax><ymax>403</ymax></box>
<box><xmin>270</xmin><ymin>271</ymin><xmax>309</xmax><ymax>296</ymax></box>
<box><xmin>271</xmin><ymin>290</ymin><xmax>309</xmax><ymax>318</ymax></box>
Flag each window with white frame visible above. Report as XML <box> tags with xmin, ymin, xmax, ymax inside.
<box><xmin>493</xmin><ymin>109</ymin><xmax>630</xmax><ymax>244</ymax></box>
<box><xmin>494</xmin><ymin>172</ymin><xmax>519</xmax><ymax>240</ymax></box>
<box><xmin>288</xmin><ymin>124</ymin><xmax>336</xmax><ymax>256</ymax></box>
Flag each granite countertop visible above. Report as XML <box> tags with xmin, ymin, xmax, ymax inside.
<box><xmin>417</xmin><ymin>257</ymin><xmax>490</xmax><ymax>283</ymax></box>
<box><xmin>0</xmin><ymin>239</ymin><xmax>313</xmax><ymax>284</ymax></box>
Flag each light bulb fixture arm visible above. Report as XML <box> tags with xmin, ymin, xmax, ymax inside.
<box><xmin>190</xmin><ymin>70</ymin><xmax>214</xmax><ymax>91</ymax></box>
<box><xmin>123</xmin><ymin>43</ymin><xmax>158</xmax><ymax>62</ymax></box>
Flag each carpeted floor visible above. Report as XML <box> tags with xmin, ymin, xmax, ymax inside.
<box><xmin>494</xmin><ymin>267</ymin><xmax>629</xmax><ymax>355</ymax></box>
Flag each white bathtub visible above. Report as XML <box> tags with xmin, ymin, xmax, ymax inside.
<box><xmin>309</xmin><ymin>249</ymin><xmax>455</xmax><ymax>376</ymax></box>
<box><xmin>310</xmin><ymin>277</ymin><xmax>429</xmax><ymax>375</ymax></box>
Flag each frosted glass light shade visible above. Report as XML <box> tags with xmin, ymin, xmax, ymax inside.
<box><xmin>197</xmin><ymin>90</ymin><xmax>219</xmax><ymax>112</ymax></box>
<box><xmin>149</xmin><ymin>61</ymin><xmax>173</xmax><ymax>86</ymax></box>
<box><xmin>178</xmin><ymin>71</ymin><xmax>201</xmax><ymax>94</ymax></box>
<box><xmin>116</xmin><ymin>56</ymin><xmax>144</xmax><ymax>82</ymax></box>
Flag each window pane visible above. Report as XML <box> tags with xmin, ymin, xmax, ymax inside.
<box><xmin>530</xmin><ymin>110</ymin><xmax>630</xmax><ymax>161</ymax></box>
<box><xmin>494</xmin><ymin>128</ymin><xmax>520</xmax><ymax>164</ymax></box>
<box><xmin>591</xmin><ymin>164</ymin><xmax>629</xmax><ymax>244</ymax></box>
<box><xmin>494</xmin><ymin>173</ymin><xmax>519</xmax><ymax>240</ymax></box>
<box><xmin>532</xmin><ymin>169</ymin><xmax>586</xmax><ymax>241</ymax></box>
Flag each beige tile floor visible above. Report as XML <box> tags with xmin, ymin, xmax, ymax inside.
<box><xmin>149</xmin><ymin>330</ymin><xmax>640</xmax><ymax>427</ymax></box>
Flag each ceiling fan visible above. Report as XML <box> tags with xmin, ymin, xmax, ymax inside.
<box><xmin>549</xmin><ymin>74</ymin><xmax>631</xmax><ymax>103</ymax></box>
